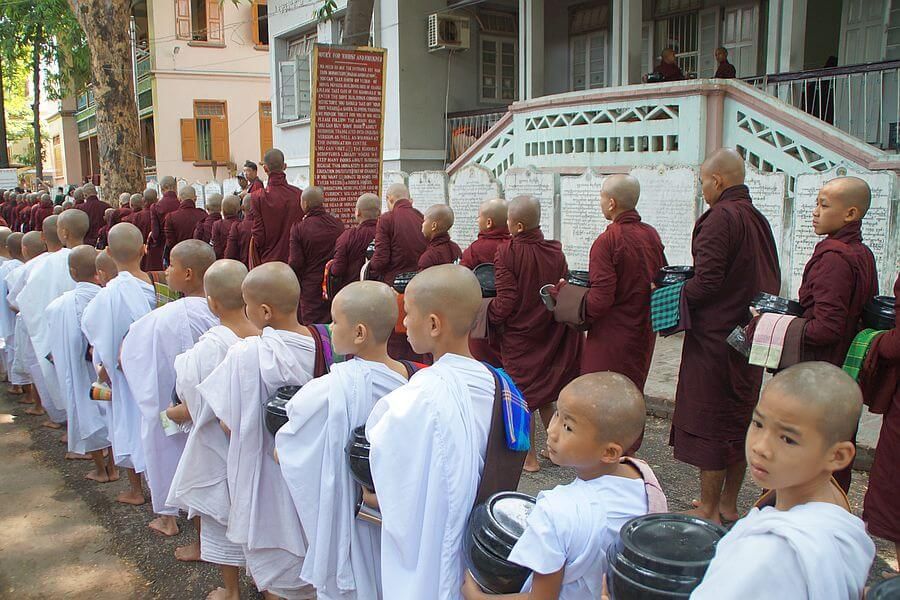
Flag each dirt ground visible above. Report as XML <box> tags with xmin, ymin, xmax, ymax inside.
<box><xmin>1</xmin><ymin>389</ymin><xmax>896</xmax><ymax>599</ymax></box>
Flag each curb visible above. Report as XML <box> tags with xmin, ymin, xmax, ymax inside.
<box><xmin>644</xmin><ymin>395</ymin><xmax>875</xmax><ymax>473</ymax></box>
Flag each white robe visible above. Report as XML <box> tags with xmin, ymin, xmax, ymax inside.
<box><xmin>18</xmin><ymin>248</ymin><xmax>74</xmax><ymax>415</ymax></box>
<box><xmin>121</xmin><ymin>296</ymin><xmax>218</xmax><ymax>516</ymax></box>
<box><xmin>508</xmin><ymin>476</ymin><xmax>650</xmax><ymax>600</ymax></box>
<box><xmin>691</xmin><ymin>502</ymin><xmax>875</xmax><ymax>600</ymax></box>
<box><xmin>7</xmin><ymin>261</ymin><xmax>38</xmax><ymax>389</ymax></box>
<box><xmin>201</xmin><ymin>327</ymin><xmax>317</xmax><ymax>599</ymax></box>
<box><xmin>277</xmin><ymin>358</ymin><xmax>408</xmax><ymax>600</ymax></box>
<box><xmin>366</xmin><ymin>353</ymin><xmax>495</xmax><ymax>600</ymax></box>
<box><xmin>0</xmin><ymin>258</ymin><xmax>24</xmax><ymax>380</ymax></box>
<box><xmin>167</xmin><ymin>325</ymin><xmax>245</xmax><ymax>566</ymax></box>
<box><xmin>81</xmin><ymin>272</ymin><xmax>156</xmax><ymax>472</ymax></box>
<box><xmin>46</xmin><ymin>282</ymin><xmax>110</xmax><ymax>454</ymax></box>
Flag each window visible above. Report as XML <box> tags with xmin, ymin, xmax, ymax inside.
<box><xmin>480</xmin><ymin>35</ymin><xmax>516</xmax><ymax>103</ymax></box>
<box><xmin>252</xmin><ymin>1</ymin><xmax>268</xmax><ymax>48</ymax></box>
<box><xmin>571</xmin><ymin>31</ymin><xmax>607</xmax><ymax>90</ymax></box>
<box><xmin>277</xmin><ymin>30</ymin><xmax>317</xmax><ymax>122</ymax></box>
<box><xmin>176</xmin><ymin>0</ymin><xmax>224</xmax><ymax>45</ymax></box>
<box><xmin>180</xmin><ymin>100</ymin><xmax>229</xmax><ymax>164</ymax></box>
<box><xmin>259</xmin><ymin>101</ymin><xmax>273</xmax><ymax>157</ymax></box>
<box><xmin>656</xmin><ymin>11</ymin><xmax>699</xmax><ymax>76</ymax></box>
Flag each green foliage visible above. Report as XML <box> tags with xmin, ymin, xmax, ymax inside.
<box><xmin>317</xmin><ymin>0</ymin><xmax>338</xmax><ymax>22</ymax></box>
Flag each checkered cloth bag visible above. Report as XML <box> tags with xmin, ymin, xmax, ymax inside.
<box><xmin>650</xmin><ymin>281</ymin><xmax>686</xmax><ymax>332</ymax></box>
<box><xmin>842</xmin><ymin>328</ymin><xmax>884</xmax><ymax>381</ymax></box>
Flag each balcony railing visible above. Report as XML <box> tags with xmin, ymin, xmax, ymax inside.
<box><xmin>744</xmin><ymin>60</ymin><xmax>900</xmax><ymax>151</ymax></box>
<box><xmin>446</xmin><ymin>108</ymin><xmax>507</xmax><ymax>162</ymax></box>
<box><xmin>136</xmin><ymin>50</ymin><xmax>151</xmax><ymax>80</ymax></box>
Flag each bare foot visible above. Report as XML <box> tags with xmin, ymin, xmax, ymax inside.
<box><xmin>41</xmin><ymin>420</ymin><xmax>63</xmax><ymax>429</ymax></box>
<box><xmin>59</xmin><ymin>433</ymin><xmax>68</xmax><ymax>444</ymax></box>
<box><xmin>65</xmin><ymin>452</ymin><xmax>92</xmax><ymax>460</ymax></box>
<box><xmin>116</xmin><ymin>490</ymin><xmax>146</xmax><ymax>506</ymax></box>
<box><xmin>106</xmin><ymin>465</ymin><xmax>120</xmax><ymax>482</ymax></box>
<box><xmin>207</xmin><ymin>588</ymin><xmax>239</xmax><ymax>600</ymax></box>
<box><xmin>523</xmin><ymin>453</ymin><xmax>541</xmax><ymax>473</ymax></box>
<box><xmin>23</xmin><ymin>407</ymin><xmax>45</xmax><ymax>416</ymax></box>
<box><xmin>680</xmin><ymin>506</ymin><xmax>722</xmax><ymax>525</ymax></box>
<box><xmin>84</xmin><ymin>469</ymin><xmax>111</xmax><ymax>483</ymax></box>
<box><xmin>9</xmin><ymin>385</ymin><xmax>25</xmax><ymax>396</ymax></box>
<box><xmin>15</xmin><ymin>395</ymin><xmax>33</xmax><ymax>403</ymax></box>
<box><xmin>149</xmin><ymin>516</ymin><xmax>179</xmax><ymax>536</ymax></box>
<box><xmin>175</xmin><ymin>541</ymin><xmax>201</xmax><ymax>562</ymax></box>
<box><xmin>690</xmin><ymin>499</ymin><xmax>739</xmax><ymax>523</ymax></box>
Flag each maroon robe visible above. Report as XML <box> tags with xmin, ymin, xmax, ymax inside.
<box><xmin>250</xmin><ymin>171</ymin><xmax>302</xmax><ymax>264</ymax></box>
<box><xmin>863</xmin><ymin>274</ymin><xmax>900</xmax><ymax>542</ymax></box>
<box><xmin>150</xmin><ymin>191</ymin><xmax>181</xmax><ymax>262</ymax></box>
<box><xmin>247</xmin><ymin>178</ymin><xmax>264</xmax><ymax>194</ymax></box>
<box><xmin>460</xmin><ymin>227</ymin><xmax>510</xmax><ymax>269</ymax></box>
<box><xmin>31</xmin><ymin>203</ymin><xmax>54</xmax><ymax>231</ymax></box>
<box><xmin>582</xmin><ymin>210</ymin><xmax>666</xmax><ymax>392</ymax></box>
<box><xmin>714</xmin><ymin>61</ymin><xmax>737</xmax><ymax>78</ymax></box>
<box><xmin>193</xmin><ymin>212</ymin><xmax>221</xmax><ymax>243</ymax></box>
<box><xmin>798</xmin><ymin>220</ymin><xmax>878</xmax><ymax>365</ymax></box>
<box><xmin>489</xmin><ymin>227</ymin><xmax>583</xmax><ymax>410</ymax></box>
<box><xmin>128</xmin><ymin>208</ymin><xmax>156</xmax><ymax>270</ymax></box>
<box><xmin>211</xmin><ymin>215</ymin><xmax>239</xmax><ymax>259</ymax></box>
<box><xmin>288</xmin><ymin>206</ymin><xmax>345</xmax><ymax>324</ymax></box>
<box><xmin>367</xmin><ymin>198</ymin><xmax>427</xmax><ymax>362</ymax></box>
<box><xmin>330</xmin><ymin>219</ymin><xmax>377</xmax><ymax>285</ymax></box>
<box><xmin>225</xmin><ymin>217</ymin><xmax>253</xmax><ymax>266</ymax></box>
<box><xmin>13</xmin><ymin>203</ymin><xmax>26</xmax><ymax>232</ymax></box>
<box><xmin>165</xmin><ymin>200</ymin><xmax>208</xmax><ymax>251</ymax></box>
<box><xmin>117</xmin><ymin>207</ymin><xmax>133</xmax><ymax>222</ymax></box>
<box><xmin>671</xmin><ymin>184</ymin><xmax>781</xmax><ymax>471</ymax></box>
<box><xmin>417</xmin><ymin>233</ymin><xmax>462</xmax><ymax>270</ymax></box>
<box><xmin>96</xmin><ymin>225</ymin><xmax>109</xmax><ymax>250</ymax></box>
<box><xmin>75</xmin><ymin>195</ymin><xmax>111</xmax><ymax>246</ymax></box>
<box><xmin>654</xmin><ymin>61</ymin><xmax>685</xmax><ymax>81</ymax></box>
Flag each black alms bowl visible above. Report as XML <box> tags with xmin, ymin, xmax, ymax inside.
<box><xmin>264</xmin><ymin>385</ymin><xmax>302</xmax><ymax>436</ymax></box>
<box><xmin>393</xmin><ymin>271</ymin><xmax>417</xmax><ymax>294</ymax></box>
<box><xmin>567</xmin><ymin>270</ymin><xmax>590</xmax><ymax>287</ymax></box>
<box><xmin>346</xmin><ymin>425</ymin><xmax>374</xmax><ymax>490</ymax></box>
<box><xmin>465</xmin><ymin>492</ymin><xmax>535</xmax><ymax>594</ymax></box>
<box><xmin>607</xmin><ymin>513</ymin><xmax>725</xmax><ymax>599</ymax></box>
<box><xmin>366</xmin><ymin>240</ymin><xmax>376</xmax><ymax>260</ymax></box>
<box><xmin>474</xmin><ymin>263</ymin><xmax>497</xmax><ymax>298</ymax></box>
<box><xmin>751</xmin><ymin>292</ymin><xmax>805</xmax><ymax>317</ymax></box>
<box><xmin>863</xmin><ymin>296</ymin><xmax>896</xmax><ymax>331</ymax></box>
<box><xmin>654</xmin><ymin>266</ymin><xmax>694</xmax><ymax>288</ymax></box>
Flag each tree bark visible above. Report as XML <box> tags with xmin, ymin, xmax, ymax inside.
<box><xmin>68</xmin><ymin>0</ymin><xmax>144</xmax><ymax>200</ymax></box>
<box><xmin>0</xmin><ymin>55</ymin><xmax>10</xmax><ymax>169</ymax></box>
<box><xmin>32</xmin><ymin>24</ymin><xmax>43</xmax><ymax>183</ymax></box>
<box><xmin>342</xmin><ymin>0</ymin><xmax>375</xmax><ymax>47</ymax></box>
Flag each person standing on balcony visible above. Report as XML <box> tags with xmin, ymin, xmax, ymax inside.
<box><xmin>250</xmin><ymin>149</ymin><xmax>303</xmax><ymax>265</ymax></box>
<box><xmin>651</xmin><ymin>48</ymin><xmax>685</xmax><ymax>82</ymax></box>
<box><xmin>671</xmin><ymin>148</ymin><xmax>780</xmax><ymax>525</ymax></box>
<box><xmin>714</xmin><ymin>47</ymin><xmax>736</xmax><ymax>79</ymax></box>
<box><xmin>75</xmin><ymin>183</ymin><xmax>111</xmax><ymax>246</ymax></box>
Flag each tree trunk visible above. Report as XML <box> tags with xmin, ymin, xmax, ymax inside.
<box><xmin>342</xmin><ymin>0</ymin><xmax>376</xmax><ymax>47</ymax></box>
<box><xmin>0</xmin><ymin>55</ymin><xmax>10</xmax><ymax>169</ymax></box>
<box><xmin>32</xmin><ymin>24</ymin><xmax>43</xmax><ymax>184</ymax></box>
<box><xmin>68</xmin><ymin>0</ymin><xmax>144</xmax><ymax>200</ymax></box>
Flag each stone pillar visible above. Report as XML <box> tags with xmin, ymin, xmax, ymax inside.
<box><xmin>519</xmin><ymin>0</ymin><xmax>544</xmax><ymax>100</ymax></box>
<box><xmin>611</xmin><ymin>0</ymin><xmax>643</xmax><ymax>86</ymax></box>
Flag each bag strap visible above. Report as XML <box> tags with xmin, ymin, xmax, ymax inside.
<box><xmin>398</xmin><ymin>359</ymin><xmax>426</xmax><ymax>379</ymax></box>
<box><xmin>474</xmin><ymin>365</ymin><xmax>526</xmax><ymax>506</ymax></box>
<box><xmin>308</xmin><ymin>324</ymin><xmax>335</xmax><ymax>377</ymax></box>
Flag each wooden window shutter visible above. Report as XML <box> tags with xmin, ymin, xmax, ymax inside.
<box><xmin>296</xmin><ymin>52</ymin><xmax>311</xmax><ymax>118</ymax></box>
<box><xmin>259</xmin><ymin>102</ymin><xmax>273</xmax><ymax>157</ymax></box>
<box><xmin>210</xmin><ymin>116</ymin><xmax>229</xmax><ymax>163</ymax></box>
<box><xmin>251</xmin><ymin>1</ymin><xmax>260</xmax><ymax>46</ymax></box>
<box><xmin>175</xmin><ymin>0</ymin><xmax>192</xmax><ymax>40</ymax></box>
<box><xmin>180</xmin><ymin>118</ymin><xmax>198</xmax><ymax>161</ymax></box>
<box><xmin>207</xmin><ymin>0</ymin><xmax>224</xmax><ymax>43</ymax></box>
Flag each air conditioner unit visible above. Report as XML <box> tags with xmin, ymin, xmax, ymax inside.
<box><xmin>427</xmin><ymin>13</ymin><xmax>470</xmax><ymax>52</ymax></box>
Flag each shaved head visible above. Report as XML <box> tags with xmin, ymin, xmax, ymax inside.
<box><xmin>508</xmin><ymin>195</ymin><xmax>541</xmax><ymax>232</ymax></box>
<box><xmin>242</xmin><ymin>262</ymin><xmax>300</xmax><ymax>315</ymax></box>
<box><xmin>160</xmin><ymin>176</ymin><xmax>177</xmax><ymax>192</ymax></box>
<box><xmin>301</xmin><ymin>186</ymin><xmax>325</xmax><ymax>212</ymax></box>
<box><xmin>423</xmin><ymin>204</ymin><xmax>454</xmax><ymax>238</ymax></box>
<box><xmin>58</xmin><ymin>208</ymin><xmax>90</xmax><ymax>243</ymax></box>
<box><xmin>479</xmin><ymin>198</ymin><xmax>508</xmax><ymax>224</ymax></box>
<box><xmin>170</xmin><ymin>239</ymin><xmax>216</xmax><ymax>277</ymax></box>
<box><xmin>82</xmin><ymin>183</ymin><xmax>97</xmax><ymax>197</ymax></box>
<box><xmin>143</xmin><ymin>187</ymin><xmax>158</xmax><ymax>205</ymax></box>
<box><xmin>7</xmin><ymin>232</ymin><xmax>23</xmax><ymax>259</ymax></box>
<box><xmin>53</xmin><ymin>205</ymin><xmax>63</xmax><ymax>215</ymax></box>
<box><xmin>561</xmin><ymin>372</ymin><xmax>646</xmax><ymax>449</ymax></box>
<box><xmin>119</xmin><ymin>192</ymin><xmax>131</xmax><ymax>207</ymax></box>
<box><xmin>222</xmin><ymin>194</ymin><xmax>240</xmax><ymax>216</ymax></box>
<box><xmin>68</xmin><ymin>245</ymin><xmax>98</xmax><ymax>282</ymax></box>
<box><xmin>241</xmin><ymin>194</ymin><xmax>252</xmax><ymax>212</ymax></box>
<box><xmin>204</xmin><ymin>259</ymin><xmax>248</xmax><ymax>310</ymax></box>
<box><xmin>179</xmin><ymin>186</ymin><xmax>196</xmax><ymax>201</ymax></box>
<box><xmin>130</xmin><ymin>193</ymin><xmax>142</xmax><ymax>208</ymax></box>
<box><xmin>206</xmin><ymin>193</ymin><xmax>223</xmax><ymax>212</ymax></box>
<box><xmin>42</xmin><ymin>216</ymin><xmax>61</xmax><ymax>247</ymax></box>
<box><xmin>601</xmin><ymin>174</ymin><xmax>641</xmax><ymax>211</ymax></box>
<box><xmin>263</xmin><ymin>148</ymin><xmax>286</xmax><ymax>173</ymax></box>
<box><xmin>72</xmin><ymin>187</ymin><xmax>84</xmax><ymax>202</ymax></box>
<box><xmin>0</xmin><ymin>226</ymin><xmax>12</xmax><ymax>249</ymax></box>
<box><xmin>107</xmin><ymin>223</ymin><xmax>145</xmax><ymax>264</ymax></box>
<box><xmin>95</xmin><ymin>250</ymin><xmax>118</xmax><ymax>280</ymax></box>
<box><xmin>356</xmin><ymin>193</ymin><xmax>381</xmax><ymax>220</ymax></box>
<box><xmin>386</xmin><ymin>183</ymin><xmax>410</xmax><ymax>209</ymax></box>
<box><xmin>821</xmin><ymin>176</ymin><xmax>871</xmax><ymax>218</ymax></box>
<box><xmin>333</xmin><ymin>281</ymin><xmax>398</xmax><ymax>343</ymax></box>
<box><xmin>701</xmin><ymin>148</ymin><xmax>745</xmax><ymax>185</ymax></box>
<box><xmin>22</xmin><ymin>231</ymin><xmax>46</xmax><ymax>260</ymax></box>
<box><xmin>764</xmin><ymin>362</ymin><xmax>863</xmax><ymax>445</ymax></box>
<box><xmin>406</xmin><ymin>264</ymin><xmax>482</xmax><ymax>336</ymax></box>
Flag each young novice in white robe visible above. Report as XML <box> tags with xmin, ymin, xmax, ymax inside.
<box><xmin>0</xmin><ymin>233</ymin><xmax>25</xmax><ymax>396</ymax></box>
<box><xmin>167</xmin><ymin>259</ymin><xmax>259</xmax><ymax>600</ymax></box>
<box><xmin>462</xmin><ymin>372</ymin><xmax>666</xmax><ymax>600</ymax></box>
<box><xmin>365</xmin><ymin>265</ymin><xmax>497</xmax><ymax>600</ymax></box>
<box><xmin>46</xmin><ymin>245</ymin><xmax>115</xmax><ymax>482</ymax></box>
<box><xmin>82</xmin><ymin>224</ymin><xmax>157</xmax><ymax>506</ymax></box>
<box><xmin>201</xmin><ymin>262</ymin><xmax>317</xmax><ymax>600</ymax></box>
<box><xmin>0</xmin><ymin>226</ymin><xmax>12</xmax><ymax>380</ymax></box>
<box><xmin>277</xmin><ymin>281</ymin><xmax>418</xmax><ymax>600</ymax></box>
<box><xmin>691</xmin><ymin>362</ymin><xmax>876</xmax><ymax>600</ymax></box>
<box><xmin>121</xmin><ymin>240</ymin><xmax>218</xmax><ymax>538</ymax></box>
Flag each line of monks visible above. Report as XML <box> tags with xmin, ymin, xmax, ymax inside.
<box><xmin>0</xmin><ymin>145</ymin><xmax>895</xmax><ymax>599</ymax></box>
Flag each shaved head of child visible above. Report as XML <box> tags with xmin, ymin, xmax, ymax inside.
<box><xmin>242</xmin><ymin>262</ymin><xmax>303</xmax><ymax>332</ymax></box>
<box><xmin>403</xmin><ymin>264</ymin><xmax>482</xmax><ymax>358</ymax></box>
<box><xmin>747</xmin><ymin>362</ymin><xmax>862</xmax><ymax>510</ymax></box>
<box><xmin>330</xmin><ymin>281</ymin><xmax>398</xmax><ymax>355</ymax></box>
<box><xmin>42</xmin><ymin>215</ymin><xmax>62</xmax><ymax>250</ymax></box>
<box><xmin>107</xmin><ymin>223</ymin><xmax>145</xmax><ymax>267</ymax></box>
<box><xmin>95</xmin><ymin>251</ymin><xmax>119</xmax><ymax>286</ymax></box>
<box><xmin>600</xmin><ymin>174</ymin><xmax>640</xmax><ymax>220</ymax></box>
<box><xmin>166</xmin><ymin>239</ymin><xmax>216</xmax><ymax>296</ymax></box>
<box><xmin>813</xmin><ymin>176</ymin><xmax>872</xmax><ymax>235</ymax></box>
<box><xmin>204</xmin><ymin>259</ymin><xmax>259</xmax><ymax>339</ymax></box>
<box><xmin>507</xmin><ymin>195</ymin><xmax>542</xmax><ymax>235</ymax></box>
<box><xmin>22</xmin><ymin>231</ymin><xmax>47</xmax><ymax>261</ymax></box>
<box><xmin>58</xmin><ymin>209</ymin><xmax>90</xmax><ymax>247</ymax></box>
<box><xmin>477</xmin><ymin>198</ymin><xmax>507</xmax><ymax>233</ymax></box>
<box><xmin>7</xmin><ymin>232</ymin><xmax>23</xmax><ymax>260</ymax></box>
<box><xmin>421</xmin><ymin>204</ymin><xmax>455</xmax><ymax>241</ymax></box>
<box><xmin>68</xmin><ymin>245</ymin><xmax>98</xmax><ymax>283</ymax></box>
<box><xmin>0</xmin><ymin>227</ymin><xmax>11</xmax><ymax>258</ymax></box>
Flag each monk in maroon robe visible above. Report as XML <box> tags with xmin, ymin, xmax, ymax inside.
<box><xmin>242</xmin><ymin>160</ymin><xmax>264</xmax><ymax>195</ymax></box>
<box><xmin>164</xmin><ymin>186</ymin><xmax>207</xmax><ymax>251</ymax></box>
<box><xmin>193</xmin><ymin>193</ymin><xmax>222</xmax><ymax>243</ymax></box>
<box><xmin>225</xmin><ymin>195</ymin><xmax>254</xmax><ymax>266</ymax></box>
<box><xmin>288</xmin><ymin>186</ymin><xmax>345</xmax><ymax>324</ymax></box>
<box><xmin>418</xmin><ymin>204</ymin><xmax>462</xmax><ymax>270</ymax></box>
<box><xmin>31</xmin><ymin>194</ymin><xmax>54</xmax><ymax>232</ymax></box>
<box><xmin>582</xmin><ymin>174</ymin><xmax>666</xmax><ymax>393</ymax></box>
<box><xmin>96</xmin><ymin>208</ymin><xmax>115</xmax><ymax>249</ymax></box>
<box><xmin>250</xmin><ymin>149</ymin><xmax>302</xmax><ymax>264</ymax></box>
<box><xmin>211</xmin><ymin>194</ymin><xmax>240</xmax><ymax>259</ymax></box>
<box><xmin>74</xmin><ymin>183</ymin><xmax>111</xmax><ymax>246</ymax></box>
<box><xmin>671</xmin><ymin>148</ymin><xmax>780</xmax><ymax>525</ymax></box>
<box><xmin>149</xmin><ymin>177</ymin><xmax>180</xmax><ymax>266</ymax></box>
<box><xmin>714</xmin><ymin>48</ymin><xmax>737</xmax><ymax>78</ymax></box>
<box><xmin>329</xmin><ymin>193</ymin><xmax>379</xmax><ymax>292</ymax></box>
<box><xmin>651</xmin><ymin>48</ymin><xmax>685</xmax><ymax>81</ymax></box>
<box><xmin>368</xmin><ymin>183</ymin><xmax>427</xmax><ymax>361</ymax></box>
<box><xmin>862</xmin><ymin>274</ymin><xmax>900</xmax><ymax>563</ymax></box>
<box><xmin>136</xmin><ymin>188</ymin><xmax>163</xmax><ymax>270</ymax></box>
<box><xmin>489</xmin><ymin>195</ymin><xmax>583</xmax><ymax>472</ymax></box>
